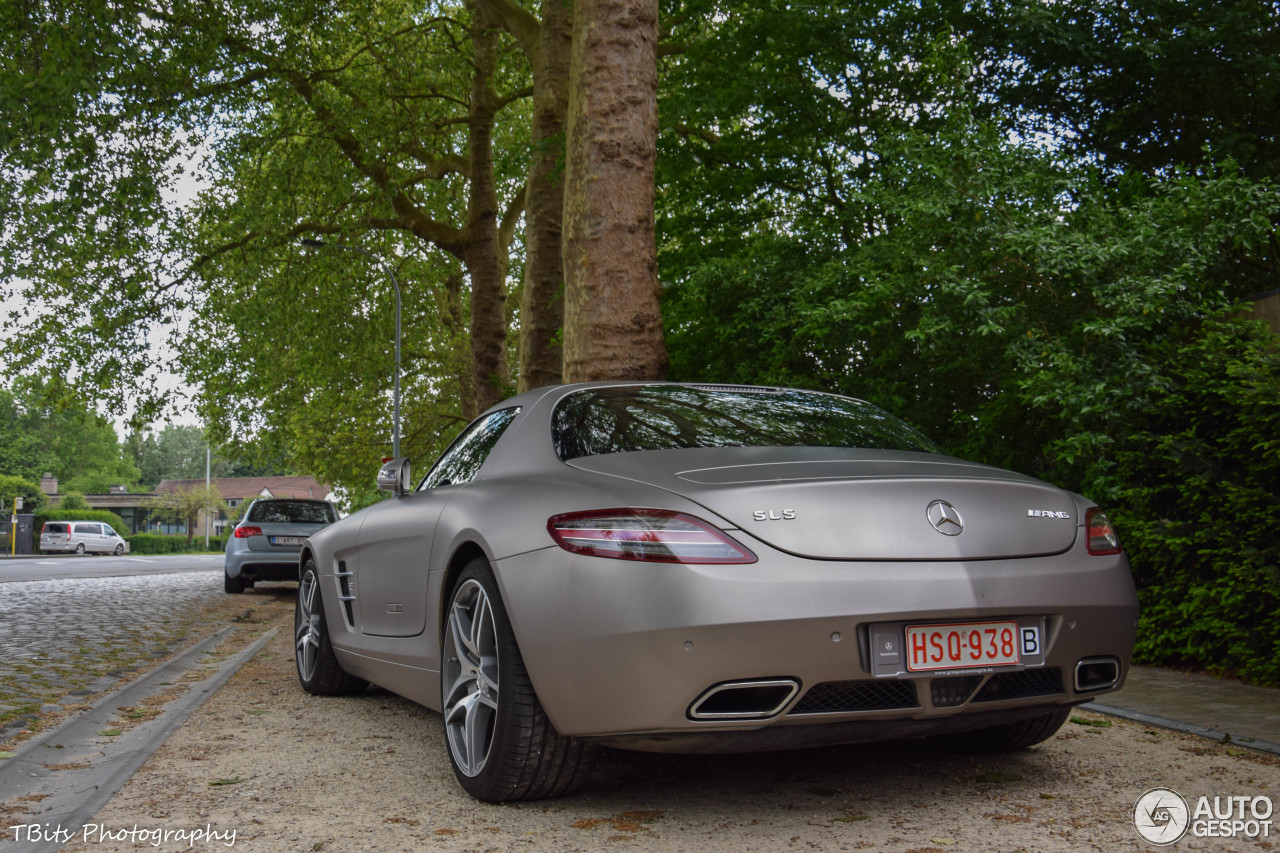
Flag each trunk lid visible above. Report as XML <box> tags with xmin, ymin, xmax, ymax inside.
<box><xmin>567</xmin><ymin>447</ymin><xmax>1079</xmax><ymax>561</ymax></box>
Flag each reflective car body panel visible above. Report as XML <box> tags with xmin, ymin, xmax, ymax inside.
<box><xmin>301</xmin><ymin>382</ymin><xmax>1139</xmax><ymax>752</ymax></box>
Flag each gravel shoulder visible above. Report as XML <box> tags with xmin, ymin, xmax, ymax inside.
<box><xmin>27</xmin><ymin>589</ymin><xmax>1280</xmax><ymax>852</ymax></box>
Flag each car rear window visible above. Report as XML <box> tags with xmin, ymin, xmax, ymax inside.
<box><xmin>552</xmin><ymin>385</ymin><xmax>940</xmax><ymax>461</ymax></box>
<box><xmin>43</xmin><ymin>523</ymin><xmax>69</xmax><ymax>534</ymax></box>
<box><xmin>246</xmin><ymin>501</ymin><xmax>336</xmax><ymax>524</ymax></box>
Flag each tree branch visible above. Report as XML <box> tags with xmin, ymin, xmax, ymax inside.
<box><xmin>472</xmin><ymin>0</ymin><xmax>541</xmax><ymax>57</ymax></box>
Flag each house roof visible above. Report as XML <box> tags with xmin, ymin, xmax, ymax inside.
<box><xmin>155</xmin><ymin>476</ymin><xmax>332</xmax><ymax>502</ymax></box>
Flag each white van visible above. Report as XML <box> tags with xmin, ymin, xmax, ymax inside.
<box><xmin>39</xmin><ymin>521</ymin><xmax>129</xmax><ymax>555</ymax></box>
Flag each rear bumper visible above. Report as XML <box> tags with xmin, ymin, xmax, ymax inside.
<box><xmin>225</xmin><ymin>545</ymin><xmax>303</xmax><ymax>581</ymax></box>
<box><xmin>494</xmin><ymin>538</ymin><xmax>1139</xmax><ymax>744</ymax></box>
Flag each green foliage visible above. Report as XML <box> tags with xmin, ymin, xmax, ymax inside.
<box><xmin>58</xmin><ymin>492</ymin><xmax>89</xmax><ymax>511</ymax></box>
<box><xmin>35</xmin><ymin>509</ymin><xmax>127</xmax><ymax>536</ymax></box>
<box><xmin>963</xmin><ymin>0</ymin><xmax>1280</xmax><ymax>182</ymax></box>
<box><xmin>0</xmin><ymin>474</ymin><xmax>46</xmax><ymax>514</ymax></box>
<box><xmin>129</xmin><ymin>425</ymin><xmax>215</xmax><ymax>488</ymax></box>
<box><xmin>126</xmin><ymin>534</ymin><xmax>223</xmax><ymax>555</ymax></box>
<box><xmin>2</xmin><ymin>0</ymin><xmax>529</xmax><ymax>502</ymax></box>
<box><xmin>0</xmin><ymin>379</ymin><xmax>141</xmax><ymax>491</ymax></box>
<box><xmin>1110</xmin><ymin>319</ymin><xmax>1280</xmax><ymax>684</ymax></box>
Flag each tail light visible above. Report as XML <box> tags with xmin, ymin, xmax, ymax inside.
<box><xmin>235</xmin><ymin>526</ymin><xmax>263</xmax><ymax>538</ymax></box>
<box><xmin>548</xmin><ymin>509</ymin><xmax>756</xmax><ymax>564</ymax></box>
<box><xmin>1085</xmin><ymin>508</ymin><xmax>1122</xmax><ymax>556</ymax></box>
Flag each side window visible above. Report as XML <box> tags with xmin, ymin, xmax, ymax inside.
<box><xmin>103</xmin><ymin>525</ymin><xmax>117</xmax><ymax>536</ymax></box>
<box><xmin>419</xmin><ymin>407</ymin><xmax>521</xmax><ymax>491</ymax></box>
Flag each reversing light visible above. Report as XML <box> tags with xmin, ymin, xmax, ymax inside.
<box><xmin>1085</xmin><ymin>508</ymin><xmax>1122</xmax><ymax>556</ymax></box>
<box><xmin>234</xmin><ymin>526</ymin><xmax>263</xmax><ymax>539</ymax></box>
<box><xmin>547</xmin><ymin>509</ymin><xmax>757</xmax><ymax>564</ymax></box>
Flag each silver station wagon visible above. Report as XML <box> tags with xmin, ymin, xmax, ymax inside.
<box><xmin>224</xmin><ymin>498</ymin><xmax>338</xmax><ymax>593</ymax></box>
<box><xmin>293</xmin><ymin>383</ymin><xmax>1140</xmax><ymax>802</ymax></box>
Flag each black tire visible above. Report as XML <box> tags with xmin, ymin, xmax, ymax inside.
<box><xmin>75</xmin><ymin>543</ymin><xmax>85</xmax><ymax>555</ymax></box>
<box><xmin>441</xmin><ymin>558</ymin><xmax>594</xmax><ymax>802</ymax></box>
<box><xmin>114</xmin><ymin>544</ymin><xmax>124</xmax><ymax>556</ymax></box>
<box><xmin>942</xmin><ymin>706</ymin><xmax>1072</xmax><ymax>753</ymax></box>
<box><xmin>295</xmin><ymin>561</ymin><xmax>366</xmax><ymax>695</ymax></box>
<box><xmin>224</xmin><ymin>571</ymin><xmax>245</xmax><ymax>594</ymax></box>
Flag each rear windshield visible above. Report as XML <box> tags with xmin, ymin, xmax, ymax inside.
<box><xmin>43</xmin><ymin>523</ymin><xmax>69</xmax><ymax>534</ymax></box>
<box><xmin>246</xmin><ymin>501</ymin><xmax>336</xmax><ymax>524</ymax></box>
<box><xmin>552</xmin><ymin>385</ymin><xmax>940</xmax><ymax>461</ymax></box>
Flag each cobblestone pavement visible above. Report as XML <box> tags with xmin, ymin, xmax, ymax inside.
<box><xmin>0</xmin><ymin>571</ymin><xmax>285</xmax><ymax>746</ymax></box>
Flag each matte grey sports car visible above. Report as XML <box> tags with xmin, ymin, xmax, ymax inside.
<box><xmin>295</xmin><ymin>383</ymin><xmax>1138</xmax><ymax>802</ymax></box>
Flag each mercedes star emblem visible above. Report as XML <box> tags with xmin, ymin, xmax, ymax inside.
<box><xmin>927</xmin><ymin>500</ymin><xmax>964</xmax><ymax>536</ymax></box>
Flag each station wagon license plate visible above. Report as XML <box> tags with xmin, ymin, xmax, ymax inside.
<box><xmin>270</xmin><ymin>536</ymin><xmax>307</xmax><ymax>547</ymax></box>
<box><xmin>905</xmin><ymin>621</ymin><xmax>1023</xmax><ymax>671</ymax></box>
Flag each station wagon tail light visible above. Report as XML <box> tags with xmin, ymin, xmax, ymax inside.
<box><xmin>548</xmin><ymin>509</ymin><xmax>757</xmax><ymax>564</ymax></box>
<box><xmin>1085</xmin><ymin>508</ymin><xmax>1122</xmax><ymax>556</ymax></box>
<box><xmin>235</xmin><ymin>526</ymin><xmax>263</xmax><ymax>538</ymax></box>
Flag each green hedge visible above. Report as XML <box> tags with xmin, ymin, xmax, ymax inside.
<box><xmin>1110</xmin><ymin>319</ymin><xmax>1280</xmax><ymax>685</ymax></box>
<box><xmin>126</xmin><ymin>534</ymin><xmax>225</xmax><ymax>555</ymax></box>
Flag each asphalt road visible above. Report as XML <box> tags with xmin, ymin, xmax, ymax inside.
<box><xmin>0</xmin><ymin>554</ymin><xmax>223</xmax><ymax>583</ymax></box>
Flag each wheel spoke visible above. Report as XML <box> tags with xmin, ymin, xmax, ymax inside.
<box><xmin>470</xmin><ymin>588</ymin><xmax>491</xmax><ymax>655</ymax></box>
<box><xmin>464</xmin><ymin>695</ymin><xmax>493</xmax><ymax>775</ymax></box>
<box><xmin>450</xmin><ymin>601</ymin><xmax>479</xmax><ymax>665</ymax></box>
<box><xmin>302</xmin><ymin>576</ymin><xmax>317</xmax><ymax>619</ymax></box>
<box><xmin>443</xmin><ymin>669</ymin><xmax>474</xmax><ymax>715</ymax></box>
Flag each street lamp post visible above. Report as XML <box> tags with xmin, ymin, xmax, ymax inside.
<box><xmin>301</xmin><ymin>238</ymin><xmax>402</xmax><ymax>459</ymax></box>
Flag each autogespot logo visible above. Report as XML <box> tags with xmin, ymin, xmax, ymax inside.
<box><xmin>1134</xmin><ymin>788</ymin><xmax>1275</xmax><ymax>845</ymax></box>
<box><xmin>1134</xmin><ymin>788</ymin><xmax>1191</xmax><ymax>846</ymax></box>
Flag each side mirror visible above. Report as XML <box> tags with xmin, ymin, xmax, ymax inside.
<box><xmin>376</xmin><ymin>457</ymin><xmax>412</xmax><ymax>496</ymax></box>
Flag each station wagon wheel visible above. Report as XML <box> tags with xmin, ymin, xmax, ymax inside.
<box><xmin>441</xmin><ymin>558</ymin><xmax>594</xmax><ymax>802</ymax></box>
<box><xmin>295</xmin><ymin>560</ymin><xmax>366</xmax><ymax>695</ymax></box>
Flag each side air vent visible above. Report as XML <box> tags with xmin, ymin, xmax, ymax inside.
<box><xmin>335</xmin><ymin>561</ymin><xmax>356</xmax><ymax>626</ymax></box>
<box><xmin>789</xmin><ymin>680</ymin><xmax>918</xmax><ymax>715</ymax></box>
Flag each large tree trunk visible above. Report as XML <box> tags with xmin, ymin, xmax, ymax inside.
<box><xmin>561</xmin><ymin>0</ymin><xmax>668</xmax><ymax>382</ymax></box>
<box><xmin>516</xmin><ymin>0</ymin><xmax>573</xmax><ymax>392</ymax></box>
<box><xmin>465</xmin><ymin>4</ymin><xmax>510</xmax><ymax>413</ymax></box>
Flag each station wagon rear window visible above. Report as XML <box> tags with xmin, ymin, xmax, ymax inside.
<box><xmin>247</xmin><ymin>501</ymin><xmax>337</xmax><ymax>524</ymax></box>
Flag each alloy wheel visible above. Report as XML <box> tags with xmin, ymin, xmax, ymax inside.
<box><xmin>442</xmin><ymin>579</ymin><xmax>500</xmax><ymax>777</ymax></box>
<box><xmin>296</xmin><ymin>570</ymin><xmax>321</xmax><ymax>682</ymax></box>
